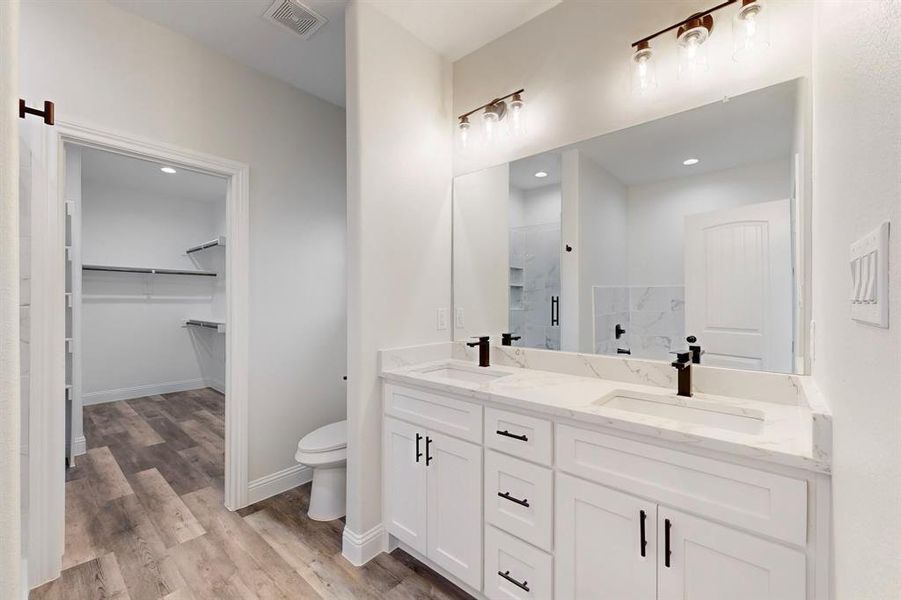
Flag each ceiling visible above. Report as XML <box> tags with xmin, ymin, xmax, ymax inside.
<box><xmin>81</xmin><ymin>147</ymin><xmax>228</xmax><ymax>203</ymax></box>
<box><xmin>110</xmin><ymin>0</ymin><xmax>560</xmax><ymax>107</ymax></box>
<box><xmin>109</xmin><ymin>0</ymin><xmax>348</xmax><ymax>106</ymax></box>
<box><xmin>366</xmin><ymin>0</ymin><xmax>561</xmax><ymax>61</ymax></box>
<box><xmin>510</xmin><ymin>80</ymin><xmax>798</xmax><ymax>190</ymax></box>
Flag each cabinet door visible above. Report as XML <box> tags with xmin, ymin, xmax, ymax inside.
<box><xmin>426</xmin><ymin>430</ymin><xmax>483</xmax><ymax>590</ymax></box>
<box><xmin>556</xmin><ymin>473</ymin><xmax>657</xmax><ymax>600</ymax></box>
<box><xmin>383</xmin><ymin>417</ymin><xmax>427</xmax><ymax>555</ymax></box>
<box><xmin>658</xmin><ymin>508</ymin><xmax>805</xmax><ymax>600</ymax></box>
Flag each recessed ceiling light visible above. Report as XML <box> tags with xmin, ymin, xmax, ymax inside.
<box><xmin>682</xmin><ymin>158</ymin><xmax>699</xmax><ymax>166</ymax></box>
<box><xmin>534</xmin><ymin>171</ymin><xmax>548</xmax><ymax>178</ymax></box>
<box><xmin>160</xmin><ymin>166</ymin><xmax>177</xmax><ymax>174</ymax></box>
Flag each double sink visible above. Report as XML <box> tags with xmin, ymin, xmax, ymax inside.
<box><xmin>413</xmin><ymin>361</ymin><xmax>765</xmax><ymax>435</ymax></box>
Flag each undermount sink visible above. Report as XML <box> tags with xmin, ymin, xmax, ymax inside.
<box><xmin>415</xmin><ymin>363</ymin><xmax>510</xmax><ymax>384</ymax></box>
<box><xmin>596</xmin><ymin>390</ymin><xmax>765</xmax><ymax>434</ymax></box>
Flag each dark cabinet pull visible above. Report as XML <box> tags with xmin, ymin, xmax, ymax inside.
<box><xmin>415</xmin><ymin>433</ymin><xmax>423</xmax><ymax>463</ymax></box>
<box><xmin>425</xmin><ymin>436</ymin><xmax>433</xmax><ymax>466</ymax></box>
<box><xmin>498</xmin><ymin>491</ymin><xmax>530</xmax><ymax>508</ymax></box>
<box><xmin>664</xmin><ymin>518</ymin><xmax>672</xmax><ymax>568</ymax></box>
<box><xmin>550</xmin><ymin>295</ymin><xmax>560</xmax><ymax>326</ymax></box>
<box><xmin>498</xmin><ymin>570</ymin><xmax>530</xmax><ymax>592</ymax></box>
<box><xmin>496</xmin><ymin>429</ymin><xmax>528</xmax><ymax>442</ymax></box>
<box><xmin>639</xmin><ymin>510</ymin><xmax>647</xmax><ymax>557</ymax></box>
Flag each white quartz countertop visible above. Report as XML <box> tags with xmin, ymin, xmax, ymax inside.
<box><xmin>381</xmin><ymin>358</ymin><xmax>831</xmax><ymax>473</ymax></box>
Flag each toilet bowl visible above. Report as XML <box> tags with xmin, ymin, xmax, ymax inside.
<box><xmin>295</xmin><ymin>420</ymin><xmax>347</xmax><ymax>521</ymax></box>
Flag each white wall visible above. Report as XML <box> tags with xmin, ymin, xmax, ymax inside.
<box><xmin>811</xmin><ymin>1</ymin><xmax>901</xmax><ymax>597</ymax></box>
<box><xmin>345</xmin><ymin>0</ymin><xmax>453</xmax><ymax>559</ymax></box>
<box><xmin>19</xmin><ymin>0</ymin><xmax>347</xmax><ymax>483</ymax></box>
<box><xmin>627</xmin><ymin>158</ymin><xmax>791</xmax><ymax>286</ymax></box>
<box><xmin>453</xmin><ymin>164</ymin><xmax>509</xmax><ymax>340</ymax></box>
<box><xmin>578</xmin><ymin>155</ymin><xmax>628</xmax><ymax>353</ymax></box>
<box><xmin>515</xmin><ymin>185</ymin><xmax>561</xmax><ymax>228</ymax></box>
<box><xmin>453</xmin><ymin>0</ymin><xmax>812</xmax><ymax>175</ymax></box>
<box><xmin>80</xmin><ymin>182</ymin><xmax>224</xmax><ymax>403</ymax></box>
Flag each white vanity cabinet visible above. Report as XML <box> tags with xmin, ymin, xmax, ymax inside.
<box><xmin>382</xmin><ymin>381</ymin><xmax>823</xmax><ymax>600</ymax></box>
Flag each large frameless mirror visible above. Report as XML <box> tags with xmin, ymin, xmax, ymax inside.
<box><xmin>453</xmin><ymin>78</ymin><xmax>810</xmax><ymax>374</ymax></box>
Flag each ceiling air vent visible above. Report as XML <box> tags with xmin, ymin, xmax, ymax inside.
<box><xmin>263</xmin><ymin>0</ymin><xmax>327</xmax><ymax>40</ymax></box>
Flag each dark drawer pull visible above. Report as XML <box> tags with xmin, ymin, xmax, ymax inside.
<box><xmin>496</xmin><ymin>429</ymin><xmax>528</xmax><ymax>442</ymax></box>
<box><xmin>498</xmin><ymin>570</ymin><xmax>530</xmax><ymax>592</ymax></box>
<box><xmin>664</xmin><ymin>518</ymin><xmax>672</xmax><ymax>568</ymax></box>
<box><xmin>498</xmin><ymin>491</ymin><xmax>530</xmax><ymax>508</ymax></box>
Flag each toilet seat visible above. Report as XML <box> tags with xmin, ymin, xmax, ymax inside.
<box><xmin>295</xmin><ymin>420</ymin><xmax>347</xmax><ymax>467</ymax></box>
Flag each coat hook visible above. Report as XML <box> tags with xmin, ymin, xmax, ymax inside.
<box><xmin>19</xmin><ymin>99</ymin><xmax>55</xmax><ymax>125</ymax></box>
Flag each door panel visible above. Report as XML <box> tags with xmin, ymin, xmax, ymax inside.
<box><xmin>556</xmin><ymin>473</ymin><xmax>657</xmax><ymax>600</ymax></box>
<box><xmin>685</xmin><ymin>199</ymin><xmax>793</xmax><ymax>372</ymax></box>
<box><xmin>426</xmin><ymin>430</ymin><xmax>483</xmax><ymax>590</ymax></box>
<box><xmin>383</xmin><ymin>417</ymin><xmax>427</xmax><ymax>554</ymax></box>
<box><xmin>658</xmin><ymin>508</ymin><xmax>805</xmax><ymax>600</ymax></box>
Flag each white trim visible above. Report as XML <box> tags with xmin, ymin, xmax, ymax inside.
<box><xmin>205</xmin><ymin>377</ymin><xmax>226</xmax><ymax>394</ymax></box>
<box><xmin>71</xmin><ymin>436</ymin><xmax>86</xmax><ymax>457</ymax></box>
<box><xmin>81</xmin><ymin>378</ymin><xmax>207</xmax><ymax>405</ymax></box>
<box><xmin>341</xmin><ymin>523</ymin><xmax>388</xmax><ymax>566</ymax></box>
<box><xmin>247</xmin><ymin>464</ymin><xmax>313</xmax><ymax>505</ymax></box>
<box><xmin>28</xmin><ymin>119</ymin><xmax>251</xmax><ymax>588</ymax></box>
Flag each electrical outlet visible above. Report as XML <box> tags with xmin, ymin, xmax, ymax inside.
<box><xmin>436</xmin><ymin>308</ymin><xmax>448</xmax><ymax>331</ymax></box>
<box><xmin>454</xmin><ymin>307</ymin><xmax>465</xmax><ymax>329</ymax></box>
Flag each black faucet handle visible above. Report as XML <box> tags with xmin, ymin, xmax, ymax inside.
<box><xmin>467</xmin><ymin>335</ymin><xmax>490</xmax><ymax>347</ymax></box>
<box><xmin>501</xmin><ymin>332</ymin><xmax>521</xmax><ymax>346</ymax></box>
<box><xmin>670</xmin><ymin>351</ymin><xmax>691</xmax><ymax>366</ymax></box>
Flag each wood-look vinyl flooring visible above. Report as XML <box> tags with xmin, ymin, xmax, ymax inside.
<box><xmin>31</xmin><ymin>389</ymin><xmax>472</xmax><ymax>600</ymax></box>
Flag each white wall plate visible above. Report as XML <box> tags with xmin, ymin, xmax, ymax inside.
<box><xmin>850</xmin><ymin>221</ymin><xmax>889</xmax><ymax>328</ymax></box>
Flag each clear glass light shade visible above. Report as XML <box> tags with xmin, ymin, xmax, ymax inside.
<box><xmin>457</xmin><ymin>118</ymin><xmax>472</xmax><ymax>149</ymax></box>
<box><xmin>631</xmin><ymin>45</ymin><xmax>657</xmax><ymax>96</ymax></box>
<box><xmin>482</xmin><ymin>106</ymin><xmax>500</xmax><ymax>144</ymax></box>
<box><xmin>677</xmin><ymin>25</ymin><xmax>710</xmax><ymax>81</ymax></box>
<box><xmin>733</xmin><ymin>0</ymin><xmax>770</xmax><ymax>63</ymax></box>
<box><xmin>508</xmin><ymin>95</ymin><xmax>527</xmax><ymax>137</ymax></box>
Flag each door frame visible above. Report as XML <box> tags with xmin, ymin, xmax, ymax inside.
<box><xmin>28</xmin><ymin>119</ymin><xmax>250</xmax><ymax>587</ymax></box>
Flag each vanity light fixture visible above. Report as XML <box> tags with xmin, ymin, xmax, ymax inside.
<box><xmin>160</xmin><ymin>166</ymin><xmax>177</xmax><ymax>174</ymax></box>
<box><xmin>630</xmin><ymin>0</ymin><xmax>770</xmax><ymax>90</ymax></box>
<box><xmin>534</xmin><ymin>171</ymin><xmax>548</xmax><ymax>178</ymax></box>
<box><xmin>682</xmin><ymin>158</ymin><xmax>700</xmax><ymax>166</ymax></box>
<box><xmin>457</xmin><ymin>88</ymin><xmax>526</xmax><ymax>149</ymax></box>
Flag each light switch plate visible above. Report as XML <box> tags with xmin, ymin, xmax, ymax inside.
<box><xmin>850</xmin><ymin>221</ymin><xmax>889</xmax><ymax>328</ymax></box>
<box><xmin>436</xmin><ymin>308</ymin><xmax>448</xmax><ymax>331</ymax></box>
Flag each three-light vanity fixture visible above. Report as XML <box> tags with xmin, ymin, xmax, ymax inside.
<box><xmin>631</xmin><ymin>0</ymin><xmax>769</xmax><ymax>95</ymax></box>
<box><xmin>457</xmin><ymin>89</ymin><xmax>526</xmax><ymax>149</ymax></box>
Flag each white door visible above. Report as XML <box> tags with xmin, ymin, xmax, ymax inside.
<box><xmin>657</xmin><ymin>509</ymin><xmax>805</xmax><ymax>600</ymax></box>
<box><xmin>383</xmin><ymin>417</ymin><xmax>428</xmax><ymax>555</ymax></box>
<box><xmin>426</xmin><ymin>430</ymin><xmax>483</xmax><ymax>590</ymax></box>
<box><xmin>684</xmin><ymin>199</ymin><xmax>793</xmax><ymax>372</ymax></box>
<box><xmin>555</xmin><ymin>473</ymin><xmax>657</xmax><ymax>600</ymax></box>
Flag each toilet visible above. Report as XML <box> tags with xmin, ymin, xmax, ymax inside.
<box><xmin>295</xmin><ymin>420</ymin><xmax>347</xmax><ymax>521</ymax></box>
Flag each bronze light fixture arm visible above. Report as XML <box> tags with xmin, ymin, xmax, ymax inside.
<box><xmin>457</xmin><ymin>88</ymin><xmax>525</xmax><ymax>121</ymax></box>
<box><xmin>631</xmin><ymin>0</ymin><xmax>740</xmax><ymax>47</ymax></box>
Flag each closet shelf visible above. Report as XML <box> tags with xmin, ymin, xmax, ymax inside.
<box><xmin>83</xmin><ymin>264</ymin><xmax>217</xmax><ymax>277</ymax></box>
<box><xmin>186</xmin><ymin>236</ymin><xmax>226</xmax><ymax>255</ymax></box>
<box><xmin>184</xmin><ymin>319</ymin><xmax>226</xmax><ymax>333</ymax></box>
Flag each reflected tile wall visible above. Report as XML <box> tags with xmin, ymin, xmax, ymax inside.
<box><xmin>593</xmin><ymin>285</ymin><xmax>685</xmax><ymax>360</ymax></box>
<box><xmin>510</xmin><ymin>223</ymin><xmax>561</xmax><ymax>351</ymax></box>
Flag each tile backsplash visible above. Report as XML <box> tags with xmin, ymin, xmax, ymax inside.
<box><xmin>594</xmin><ymin>285</ymin><xmax>685</xmax><ymax>360</ymax></box>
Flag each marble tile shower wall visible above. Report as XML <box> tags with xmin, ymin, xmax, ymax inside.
<box><xmin>594</xmin><ymin>285</ymin><xmax>685</xmax><ymax>360</ymax></box>
<box><xmin>509</xmin><ymin>223</ymin><xmax>561</xmax><ymax>350</ymax></box>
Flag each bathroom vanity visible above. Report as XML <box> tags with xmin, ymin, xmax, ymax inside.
<box><xmin>379</xmin><ymin>343</ymin><xmax>831</xmax><ymax>600</ymax></box>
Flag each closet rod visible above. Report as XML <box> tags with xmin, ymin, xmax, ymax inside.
<box><xmin>82</xmin><ymin>264</ymin><xmax>217</xmax><ymax>277</ymax></box>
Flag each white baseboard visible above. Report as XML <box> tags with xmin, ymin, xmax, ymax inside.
<box><xmin>72</xmin><ymin>436</ymin><xmax>86</xmax><ymax>456</ymax></box>
<box><xmin>247</xmin><ymin>464</ymin><xmax>312</xmax><ymax>505</ymax></box>
<box><xmin>205</xmin><ymin>378</ymin><xmax>225</xmax><ymax>394</ymax></box>
<box><xmin>82</xmin><ymin>378</ymin><xmax>207</xmax><ymax>405</ymax></box>
<box><xmin>342</xmin><ymin>523</ymin><xmax>387</xmax><ymax>566</ymax></box>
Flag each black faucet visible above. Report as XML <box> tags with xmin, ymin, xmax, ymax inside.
<box><xmin>467</xmin><ymin>336</ymin><xmax>491</xmax><ymax>367</ymax></box>
<box><xmin>670</xmin><ymin>351</ymin><xmax>692</xmax><ymax>397</ymax></box>
<box><xmin>501</xmin><ymin>332</ymin><xmax>521</xmax><ymax>346</ymax></box>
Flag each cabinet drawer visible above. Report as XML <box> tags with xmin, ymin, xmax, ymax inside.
<box><xmin>484</xmin><ymin>526</ymin><xmax>552</xmax><ymax>600</ymax></box>
<box><xmin>556</xmin><ymin>424</ymin><xmax>808</xmax><ymax>547</ymax></box>
<box><xmin>384</xmin><ymin>384</ymin><xmax>482</xmax><ymax>443</ymax></box>
<box><xmin>485</xmin><ymin>451</ymin><xmax>553</xmax><ymax>551</ymax></box>
<box><xmin>484</xmin><ymin>406</ymin><xmax>552</xmax><ymax>466</ymax></box>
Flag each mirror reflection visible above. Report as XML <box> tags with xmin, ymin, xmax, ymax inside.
<box><xmin>453</xmin><ymin>79</ymin><xmax>808</xmax><ymax>374</ymax></box>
